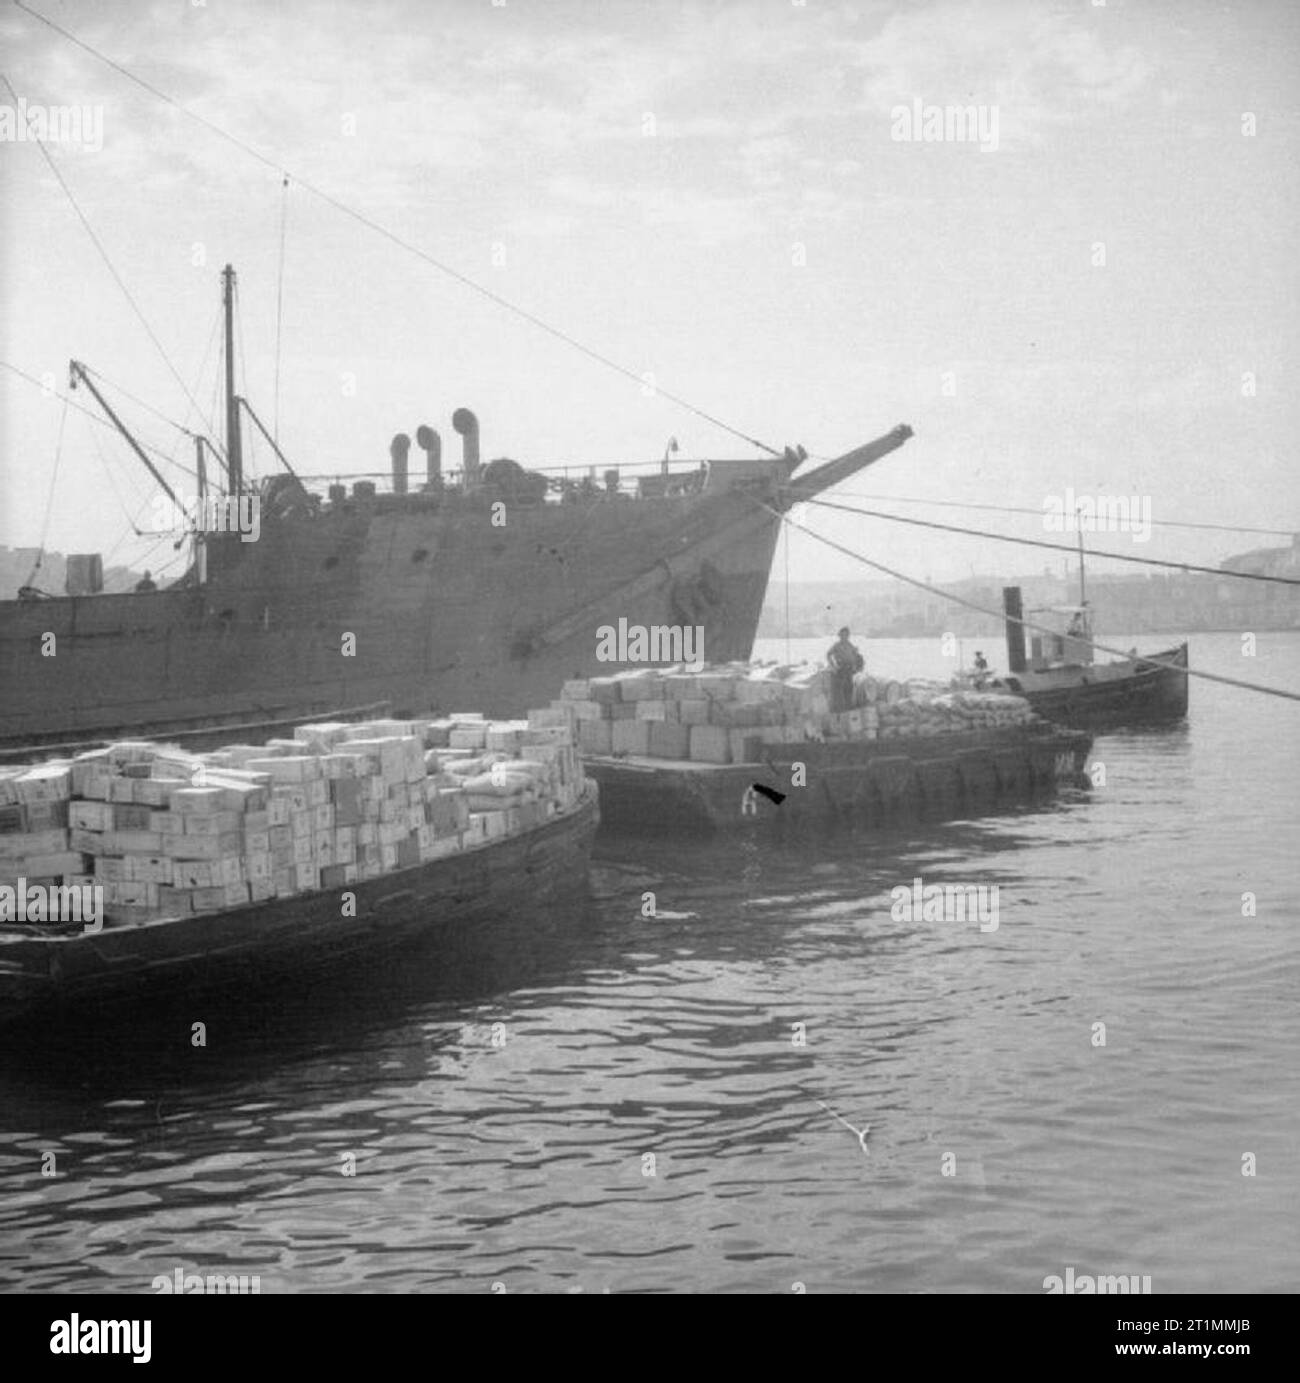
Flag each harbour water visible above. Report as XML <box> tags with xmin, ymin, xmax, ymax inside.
<box><xmin>0</xmin><ymin>631</ymin><xmax>1295</xmax><ymax>1294</ymax></box>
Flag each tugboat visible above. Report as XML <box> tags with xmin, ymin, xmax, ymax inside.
<box><xmin>978</xmin><ymin>543</ymin><xmax>1189</xmax><ymax>728</ymax></box>
<box><xmin>0</xmin><ymin>267</ymin><xmax>913</xmax><ymax>754</ymax></box>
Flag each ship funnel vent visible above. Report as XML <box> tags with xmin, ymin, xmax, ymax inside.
<box><xmin>452</xmin><ymin>408</ymin><xmax>480</xmax><ymax>487</ymax></box>
<box><xmin>390</xmin><ymin>433</ymin><xmax>411</xmax><ymax>496</ymax></box>
<box><xmin>415</xmin><ymin>424</ymin><xmax>442</xmax><ymax>488</ymax></box>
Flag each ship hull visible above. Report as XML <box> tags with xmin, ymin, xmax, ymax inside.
<box><xmin>1009</xmin><ymin>644</ymin><xmax>1189</xmax><ymax>729</ymax></box>
<box><xmin>0</xmin><ymin>488</ymin><xmax>783</xmax><ymax>750</ymax></box>
<box><xmin>0</xmin><ymin>786</ymin><xmax>598</xmax><ymax>1025</ymax></box>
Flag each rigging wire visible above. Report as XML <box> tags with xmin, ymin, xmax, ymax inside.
<box><xmin>0</xmin><ymin>70</ymin><xmax>214</xmax><ymax>432</ymax></box>
<box><xmin>206</xmin><ymin>346</ymin><xmax>224</xmax><ymax>482</ymax></box>
<box><xmin>118</xmin><ymin>304</ymin><xmax>232</xmax><ymax>566</ymax></box>
<box><xmin>175</xmin><ymin>297</ymin><xmax>226</xmax><ymax>468</ymax></box>
<box><xmin>756</xmin><ymin>499</ymin><xmax>1300</xmax><ymax>705</ymax></box>
<box><xmin>158</xmin><ymin>300</ymin><xmax>228</xmax><ymax>475</ymax></box>
<box><xmin>274</xmin><ymin>173</ymin><xmax>289</xmax><ymax>442</ymax></box>
<box><xmin>5</xmin><ymin>310</ymin><xmax>224</xmax><ymax>503</ymax></box>
<box><xmin>85</xmin><ymin>410</ymin><xmax>150</xmax><ymax>544</ymax></box>
<box><xmin>818</xmin><ymin>483</ymin><xmax>1296</xmax><ymax>540</ymax></box>
<box><xmin>78</xmin><ymin>363</ymin><xmax>202</xmax><ymax>440</ymax></box>
<box><xmin>138</xmin><ymin>535</ymin><xmax>188</xmax><ymax>575</ymax></box>
<box><xmin>796</xmin><ymin>496</ymin><xmax>1300</xmax><ymax>588</ymax></box>
<box><xmin>1</xmin><ymin>361</ymin><xmax>198</xmax><ymax>473</ymax></box>
<box><xmin>103</xmin><ymin>527</ymin><xmax>187</xmax><ymax>582</ymax></box>
<box><xmin>76</xmin><ymin>376</ymin><xmax>202</xmax><ymax>487</ymax></box>
<box><xmin>100</xmin><ymin>481</ymin><xmax>183</xmax><ymax>567</ymax></box>
<box><xmin>9</xmin><ymin>2</ymin><xmax>783</xmax><ymax>458</ymax></box>
<box><xmin>73</xmin><ymin>373</ymin><xmax>202</xmax><ymax>488</ymax></box>
<box><xmin>23</xmin><ymin>391</ymin><xmax>70</xmax><ymax>588</ymax></box>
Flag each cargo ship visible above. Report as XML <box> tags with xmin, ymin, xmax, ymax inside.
<box><xmin>0</xmin><ymin>267</ymin><xmax>913</xmax><ymax>754</ymax></box>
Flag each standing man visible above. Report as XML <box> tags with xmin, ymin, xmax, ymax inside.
<box><xmin>826</xmin><ymin>626</ymin><xmax>864</xmax><ymax>712</ymax></box>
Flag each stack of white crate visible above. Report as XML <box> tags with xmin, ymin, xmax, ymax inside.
<box><xmin>0</xmin><ymin>762</ymin><xmax>84</xmax><ymax>896</ymax></box>
<box><xmin>549</xmin><ymin>663</ymin><xmax>1037</xmax><ymax>759</ymax></box>
<box><xmin>59</xmin><ymin>743</ymin><xmax>272</xmax><ymax>923</ymax></box>
<box><xmin>550</xmin><ymin>663</ymin><xmax>843</xmax><ymax>764</ymax></box>
<box><xmin>0</xmin><ymin>706</ymin><xmax>588</xmax><ymax>928</ymax></box>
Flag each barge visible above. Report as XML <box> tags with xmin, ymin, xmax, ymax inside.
<box><xmin>0</xmin><ymin>707</ymin><xmax>597</xmax><ymax>1024</ymax></box>
<box><xmin>0</xmin><ymin>786</ymin><xmax>597</xmax><ymax>1025</ymax></box>
<box><xmin>583</xmin><ymin>725</ymin><xmax>1091</xmax><ymax>834</ymax></box>
<box><xmin>545</xmin><ymin>662</ymin><xmax>1091</xmax><ymax>834</ymax></box>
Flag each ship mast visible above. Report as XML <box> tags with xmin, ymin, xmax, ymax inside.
<box><xmin>223</xmin><ymin>264</ymin><xmax>243</xmax><ymax>495</ymax></box>
<box><xmin>1076</xmin><ymin>509</ymin><xmax>1087</xmax><ymax>608</ymax></box>
<box><xmin>194</xmin><ymin>435</ymin><xmax>209</xmax><ymax>585</ymax></box>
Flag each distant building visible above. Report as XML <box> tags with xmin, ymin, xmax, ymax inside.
<box><xmin>1220</xmin><ymin>534</ymin><xmax>1300</xmax><ymax>579</ymax></box>
<box><xmin>759</xmin><ymin>535</ymin><xmax>1300</xmax><ymax>639</ymax></box>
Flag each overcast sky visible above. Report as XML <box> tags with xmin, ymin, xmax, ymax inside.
<box><xmin>2</xmin><ymin>0</ymin><xmax>1297</xmax><ymax>591</ymax></box>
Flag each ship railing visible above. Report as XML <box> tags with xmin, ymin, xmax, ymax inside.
<box><xmin>287</xmin><ymin>458</ymin><xmax>715</xmax><ymax>505</ymax></box>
